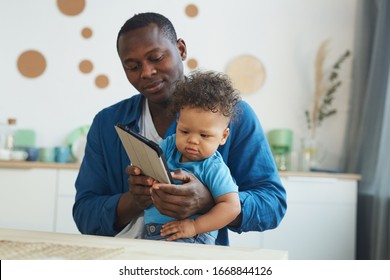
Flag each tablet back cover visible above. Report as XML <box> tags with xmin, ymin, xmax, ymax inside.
<box><xmin>115</xmin><ymin>125</ymin><xmax>172</xmax><ymax>184</ymax></box>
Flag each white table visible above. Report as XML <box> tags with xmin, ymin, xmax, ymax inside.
<box><xmin>0</xmin><ymin>228</ymin><xmax>288</xmax><ymax>260</ymax></box>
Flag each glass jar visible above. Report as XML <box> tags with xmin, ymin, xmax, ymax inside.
<box><xmin>6</xmin><ymin>118</ymin><xmax>17</xmax><ymax>151</ymax></box>
<box><xmin>299</xmin><ymin>137</ymin><xmax>326</xmax><ymax>171</ymax></box>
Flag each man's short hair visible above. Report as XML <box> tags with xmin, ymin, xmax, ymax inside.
<box><xmin>116</xmin><ymin>12</ymin><xmax>177</xmax><ymax>51</ymax></box>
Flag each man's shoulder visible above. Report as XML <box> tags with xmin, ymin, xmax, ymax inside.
<box><xmin>94</xmin><ymin>94</ymin><xmax>142</xmax><ymax>123</ymax></box>
<box><xmin>102</xmin><ymin>94</ymin><xmax>142</xmax><ymax>113</ymax></box>
<box><xmin>86</xmin><ymin>94</ymin><xmax>143</xmax><ymax>135</ymax></box>
<box><xmin>235</xmin><ymin>100</ymin><xmax>256</xmax><ymax>118</ymax></box>
<box><xmin>230</xmin><ymin>100</ymin><xmax>260</xmax><ymax>131</ymax></box>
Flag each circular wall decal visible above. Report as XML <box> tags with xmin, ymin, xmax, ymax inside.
<box><xmin>79</xmin><ymin>60</ymin><xmax>93</xmax><ymax>74</ymax></box>
<box><xmin>81</xmin><ymin>27</ymin><xmax>93</xmax><ymax>39</ymax></box>
<box><xmin>17</xmin><ymin>50</ymin><xmax>47</xmax><ymax>78</ymax></box>
<box><xmin>185</xmin><ymin>4</ymin><xmax>199</xmax><ymax>17</ymax></box>
<box><xmin>95</xmin><ymin>74</ymin><xmax>109</xmax><ymax>89</ymax></box>
<box><xmin>57</xmin><ymin>0</ymin><xmax>85</xmax><ymax>16</ymax></box>
<box><xmin>187</xmin><ymin>58</ymin><xmax>198</xmax><ymax>69</ymax></box>
<box><xmin>225</xmin><ymin>55</ymin><xmax>266</xmax><ymax>94</ymax></box>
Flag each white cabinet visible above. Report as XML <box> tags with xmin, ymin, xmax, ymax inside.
<box><xmin>229</xmin><ymin>173</ymin><xmax>359</xmax><ymax>260</ymax></box>
<box><xmin>1</xmin><ymin>163</ymin><xmax>359</xmax><ymax>259</ymax></box>
<box><xmin>0</xmin><ymin>168</ymin><xmax>57</xmax><ymax>232</ymax></box>
<box><xmin>0</xmin><ymin>162</ymin><xmax>80</xmax><ymax>234</ymax></box>
<box><xmin>55</xmin><ymin>169</ymin><xmax>79</xmax><ymax>234</ymax></box>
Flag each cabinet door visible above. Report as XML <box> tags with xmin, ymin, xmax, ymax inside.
<box><xmin>55</xmin><ymin>169</ymin><xmax>80</xmax><ymax>234</ymax></box>
<box><xmin>228</xmin><ymin>230</ymin><xmax>264</xmax><ymax>248</ymax></box>
<box><xmin>0</xmin><ymin>168</ymin><xmax>57</xmax><ymax>232</ymax></box>
<box><xmin>229</xmin><ymin>176</ymin><xmax>357</xmax><ymax>260</ymax></box>
<box><xmin>262</xmin><ymin>177</ymin><xmax>357</xmax><ymax>259</ymax></box>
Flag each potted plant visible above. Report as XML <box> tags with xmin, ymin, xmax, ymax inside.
<box><xmin>301</xmin><ymin>39</ymin><xmax>351</xmax><ymax>171</ymax></box>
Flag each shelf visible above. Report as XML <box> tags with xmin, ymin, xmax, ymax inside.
<box><xmin>0</xmin><ymin>160</ymin><xmax>361</xmax><ymax>180</ymax></box>
<box><xmin>0</xmin><ymin>160</ymin><xmax>80</xmax><ymax>170</ymax></box>
<box><xmin>279</xmin><ymin>171</ymin><xmax>361</xmax><ymax>181</ymax></box>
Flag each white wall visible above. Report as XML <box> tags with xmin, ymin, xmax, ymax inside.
<box><xmin>0</xmin><ymin>0</ymin><xmax>356</xmax><ymax>170</ymax></box>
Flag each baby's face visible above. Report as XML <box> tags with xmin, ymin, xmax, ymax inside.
<box><xmin>175</xmin><ymin>106</ymin><xmax>230</xmax><ymax>163</ymax></box>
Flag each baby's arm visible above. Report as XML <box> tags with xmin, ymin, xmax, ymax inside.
<box><xmin>160</xmin><ymin>192</ymin><xmax>241</xmax><ymax>241</ymax></box>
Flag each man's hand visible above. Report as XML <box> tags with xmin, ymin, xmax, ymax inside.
<box><xmin>115</xmin><ymin>165</ymin><xmax>155</xmax><ymax>230</ymax></box>
<box><xmin>127</xmin><ymin>165</ymin><xmax>155</xmax><ymax>210</ymax></box>
<box><xmin>150</xmin><ymin>169</ymin><xmax>214</xmax><ymax>220</ymax></box>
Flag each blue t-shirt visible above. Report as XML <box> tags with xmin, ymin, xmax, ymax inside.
<box><xmin>144</xmin><ymin>134</ymin><xmax>238</xmax><ymax>238</ymax></box>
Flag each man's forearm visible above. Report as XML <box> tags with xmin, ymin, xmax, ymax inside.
<box><xmin>115</xmin><ymin>192</ymin><xmax>143</xmax><ymax>231</ymax></box>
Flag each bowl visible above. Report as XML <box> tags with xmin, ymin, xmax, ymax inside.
<box><xmin>10</xmin><ymin>150</ymin><xmax>28</xmax><ymax>161</ymax></box>
<box><xmin>0</xmin><ymin>149</ymin><xmax>11</xmax><ymax>160</ymax></box>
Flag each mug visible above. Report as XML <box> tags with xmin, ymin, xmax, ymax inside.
<box><xmin>55</xmin><ymin>146</ymin><xmax>71</xmax><ymax>163</ymax></box>
<box><xmin>39</xmin><ymin>147</ymin><xmax>56</xmax><ymax>162</ymax></box>
<box><xmin>24</xmin><ymin>147</ymin><xmax>39</xmax><ymax>161</ymax></box>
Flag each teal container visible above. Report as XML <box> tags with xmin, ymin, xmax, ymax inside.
<box><xmin>267</xmin><ymin>129</ymin><xmax>293</xmax><ymax>171</ymax></box>
<box><xmin>55</xmin><ymin>146</ymin><xmax>71</xmax><ymax>163</ymax></box>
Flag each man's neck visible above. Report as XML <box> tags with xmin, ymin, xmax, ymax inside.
<box><xmin>147</xmin><ymin>100</ymin><xmax>175</xmax><ymax>138</ymax></box>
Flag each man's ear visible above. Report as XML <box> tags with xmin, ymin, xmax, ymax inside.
<box><xmin>177</xmin><ymin>38</ymin><xmax>187</xmax><ymax>60</ymax></box>
<box><xmin>220</xmin><ymin>128</ymin><xmax>230</xmax><ymax>145</ymax></box>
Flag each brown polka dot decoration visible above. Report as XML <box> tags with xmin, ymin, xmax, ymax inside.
<box><xmin>226</xmin><ymin>55</ymin><xmax>266</xmax><ymax>95</ymax></box>
<box><xmin>81</xmin><ymin>27</ymin><xmax>93</xmax><ymax>39</ymax></box>
<box><xmin>185</xmin><ymin>5</ymin><xmax>199</xmax><ymax>72</ymax></box>
<box><xmin>185</xmin><ymin>4</ymin><xmax>199</xmax><ymax>17</ymax></box>
<box><xmin>79</xmin><ymin>60</ymin><xmax>93</xmax><ymax>74</ymax></box>
<box><xmin>57</xmin><ymin>0</ymin><xmax>85</xmax><ymax>16</ymax></box>
<box><xmin>187</xmin><ymin>58</ymin><xmax>198</xmax><ymax>69</ymax></box>
<box><xmin>17</xmin><ymin>50</ymin><xmax>47</xmax><ymax>78</ymax></box>
<box><xmin>95</xmin><ymin>75</ymin><xmax>109</xmax><ymax>89</ymax></box>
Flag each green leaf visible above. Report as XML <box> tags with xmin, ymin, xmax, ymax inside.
<box><xmin>330</xmin><ymin>72</ymin><xmax>338</xmax><ymax>81</ymax></box>
<box><xmin>325</xmin><ymin>109</ymin><xmax>337</xmax><ymax>117</ymax></box>
<box><xmin>305</xmin><ymin>110</ymin><xmax>311</xmax><ymax>129</ymax></box>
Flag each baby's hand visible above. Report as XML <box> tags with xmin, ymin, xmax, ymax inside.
<box><xmin>161</xmin><ymin>219</ymin><xmax>197</xmax><ymax>241</ymax></box>
<box><xmin>151</xmin><ymin>181</ymin><xmax>164</xmax><ymax>190</ymax></box>
<box><xmin>149</xmin><ymin>181</ymin><xmax>160</xmax><ymax>197</ymax></box>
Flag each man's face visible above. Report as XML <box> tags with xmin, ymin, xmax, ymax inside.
<box><xmin>117</xmin><ymin>24</ymin><xmax>186</xmax><ymax>104</ymax></box>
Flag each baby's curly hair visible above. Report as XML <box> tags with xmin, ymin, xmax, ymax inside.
<box><xmin>172</xmin><ymin>70</ymin><xmax>241</xmax><ymax>120</ymax></box>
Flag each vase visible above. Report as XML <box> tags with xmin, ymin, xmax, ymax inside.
<box><xmin>299</xmin><ymin>137</ymin><xmax>325</xmax><ymax>172</ymax></box>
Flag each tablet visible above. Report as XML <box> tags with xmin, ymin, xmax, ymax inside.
<box><xmin>115</xmin><ymin>124</ymin><xmax>173</xmax><ymax>184</ymax></box>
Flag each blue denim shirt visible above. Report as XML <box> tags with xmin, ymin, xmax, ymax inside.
<box><xmin>73</xmin><ymin>94</ymin><xmax>287</xmax><ymax>245</ymax></box>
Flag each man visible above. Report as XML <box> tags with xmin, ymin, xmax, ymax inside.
<box><xmin>73</xmin><ymin>12</ymin><xmax>286</xmax><ymax>245</ymax></box>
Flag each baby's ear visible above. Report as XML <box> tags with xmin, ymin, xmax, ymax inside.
<box><xmin>220</xmin><ymin>128</ymin><xmax>230</xmax><ymax>145</ymax></box>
